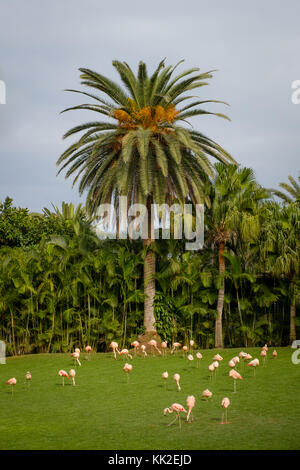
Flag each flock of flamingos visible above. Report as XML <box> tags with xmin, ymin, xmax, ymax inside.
<box><xmin>5</xmin><ymin>339</ymin><xmax>277</xmax><ymax>429</ymax></box>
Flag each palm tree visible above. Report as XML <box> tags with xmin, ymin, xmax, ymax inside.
<box><xmin>261</xmin><ymin>202</ymin><xmax>300</xmax><ymax>342</ymax></box>
<box><xmin>206</xmin><ymin>163</ymin><xmax>268</xmax><ymax>348</ymax></box>
<box><xmin>271</xmin><ymin>172</ymin><xmax>300</xmax><ymax>203</ymax></box>
<box><xmin>57</xmin><ymin>59</ymin><xmax>235</xmax><ymax>334</ymax></box>
<box><xmin>224</xmin><ymin>252</ymin><xmax>255</xmax><ymax>346</ymax></box>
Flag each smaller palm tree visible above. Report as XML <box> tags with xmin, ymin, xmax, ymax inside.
<box><xmin>271</xmin><ymin>172</ymin><xmax>300</xmax><ymax>203</ymax></box>
<box><xmin>260</xmin><ymin>201</ymin><xmax>300</xmax><ymax>343</ymax></box>
<box><xmin>206</xmin><ymin>163</ymin><xmax>269</xmax><ymax>348</ymax></box>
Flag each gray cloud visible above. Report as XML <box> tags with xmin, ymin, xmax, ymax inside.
<box><xmin>0</xmin><ymin>0</ymin><xmax>299</xmax><ymax>211</ymax></box>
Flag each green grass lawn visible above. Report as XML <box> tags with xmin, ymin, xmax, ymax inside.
<box><xmin>0</xmin><ymin>347</ymin><xmax>299</xmax><ymax>450</ymax></box>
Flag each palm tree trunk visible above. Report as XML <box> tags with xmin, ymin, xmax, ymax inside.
<box><xmin>47</xmin><ymin>311</ymin><xmax>55</xmax><ymax>353</ymax></box>
<box><xmin>290</xmin><ymin>301</ymin><xmax>296</xmax><ymax>343</ymax></box>
<box><xmin>236</xmin><ymin>287</ymin><xmax>247</xmax><ymax>347</ymax></box>
<box><xmin>143</xmin><ymin>197</ymin><xmax>156</xmax><ymax>333</ymax></box>
<box><xmin>87</xmin><ymin>293</ymin><xmax>91</xmax><ymax>343</ymax></box>
<box><xmin>215</xmin><ymin>241</ymin><xmax>225</xmax><ymax>348</ymax></box>
<box><xmin>10</xmin><ymin>308</ymin><xmax>16</xmax><ymax>356</ymax></box>
<box><xmin>143</xmin><ymin>239</ymin><xmax>156</xmax><ymax>332</ymax></box>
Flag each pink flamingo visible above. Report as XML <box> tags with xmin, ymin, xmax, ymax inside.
<box><xmin>58</xmin><ymin>370</ymin><xmax>69</xmax><ymax>386</ymax></box>
<box><xmin>171</xmin><ymin>342</ymin><xmax>181</xmax><ymax>355</ymax></box>
<box><xmin>148</xmin><ymin>339</ymin><xmax>161</xmax><ymax>355</ymax></box>
<box><xmin>189</xmin><ymin>339</ymin><xmax>195</xmax><ymax>350</ymax></box>
<box><xmin>212</xmin><ymin>360</ymin><xmax>219</xmax><ymax>378</ymax></box>
<box><xmin>273</xmin><ymin>350</ymin><xmax>277</xmax><ymax>358</ymax></box>
<box><xmin>245</xmin><ymin>353</ymin><xmax>252</xmax><ymax>361</ymax></box>
<box><xmin>69</xmin><ymin>369</ymin><xmax>76</xmax><ymax>386</ymax></box>
<box><xmin>173</xmin><ymin>373</ymin><xmax>181</xmax><ymax>391</ymax></box>
<box><xmin>123</xmin><ymin>363</ymin><xmax>133</xmax><ymax>383</ymax></box>
<box><xmin>85</xmin><ymin>345</ymin><xmax>92</xmax><ymax>360</ymax></box>
<box><xmin>196</xmin><ymin>352</ymin><xmax>202</xmax><ymax>368</ymax></box>
<box><xmin>120</xmin><ymin>348</ymin><xmax>132</xmax><ymax>360</ymax></box>
<box><xmin>161</xmin><ymin>341</ymin><xmax>168</xmax><ymax>356</ymax></box>
<box><xmin>229</xmin><ymin>359</ymin><xmax>235</xmax><ymax>368</ymax></box>
<box><xmin>260</xmin><ymin>349</ymin><xmax>267</xmax><ymax>366</ymax></box>
<box><xmin>213</xmin><ymin>354</ymin><xmax>223</xmax><ymax>362</ymax></box>
<box><xmin>262</xmin><ymin>344</ymin><xmax>268</xmax><ymax>352</ymax></box>
<box><xmin>109</xmin><ymin>341</ymin><xmax>120</xmax><ymax>359</ymax></box>
<box><xmin>141</xmin><ymin>344</ymin><xmax>147</xmax><ymax>357</ymax></box>
<box><xmin>202</xmin><ymin>389</ymin><xmax>212</xmax><ymax>401</ymax></box>
<box><xmin>239</xmin><ymin>351</ymin><xmax>247</xmax><ymax>364</ymax></box>
<box><xmin>71</xmin><ymin>351</ymin><xmax>81</xmax><ymax>366</ymax></box>
<box><xmin>162</xmin><ymin>371</ymin><xmax>168</xmax><ymax>390</ymax></box>
<box><xmin>186</xmin><ymin>395</ymin><xmax>195</xmax><ymax>422</ymax></box>
<box><xmin>182</xmin><ymin>345</ymin><xmax>188</xmax><ymax>357</ymax></box>
<box><xmin>208</xmin><ymin>363</ymin><xmax>215</xmax><ymax>380</ymax></box>
<box><xmin>131</xmin><ymin>340</ymin><xmax>140</xmax><ymax>355</ymax></box>
<box><xmin>229</xmin><ymin>369</ymin><xmax>243</xmax><ymax>393</ymax></box>
<box><xmin>232</xmin><ymin>356</ymin><xmax>240</xmax><ymax>366</ymax></box>
<box><xmin>238</xmin><ymin>351</ymin><xmax>248</xmax><ymax>370</ymax></box>
<box><xmin>25</xmin><ymin>371</ymin><xmax>31</xmax><ymax>389</ymax></box>
<box><xmin>247</xmin><ymin>358</ymin><xmax>259</xmax><ymax>376</ymax></box>
<box><xmin>6</xmin><ymin>378</ymin><xmax>17</xmax><ymax>395</ymax></box>
<box><xmin>221</xmin><ymin>397</ymin><xmax>230</xmax><ymax>424</ymax></box>
<box><xmin>164</xmin><ymin>403</ymin><xmax>187</xmax><ymax>429</ymax></box>
<box><xmin>187</xmin><ymin>354</ymin><xmax>194</xmax><ymax>366</ymax></box>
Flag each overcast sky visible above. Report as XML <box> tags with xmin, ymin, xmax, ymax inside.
<box><xmin>0</xmin><ymin>0</ymin><xmax>299</xmax><ymax>212</ymax></box>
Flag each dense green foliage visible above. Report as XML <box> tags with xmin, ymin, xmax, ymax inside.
<box><xmin>1</xmin><ymin>349</ymin><xmax>300</xmax><ymax>450</ymax></box>
<box><xmin>0</xmin><ymin>197</ymin><xmax>73</xmax><ymax>248</ymax></box>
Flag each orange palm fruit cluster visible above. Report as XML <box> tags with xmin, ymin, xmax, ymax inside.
<box><xmin>114</xmin><ymin>104</ymin><xmax>179</xmax><ymax>131</ymax></box>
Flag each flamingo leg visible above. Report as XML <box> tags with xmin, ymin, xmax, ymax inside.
<box><xmin>225</xmin><ymin>409</ymin><xmax>228</xmax><ymax>424</ymax></box>
<box><xmin>179</xmin><ymin>414</ymin><xmax>181</xmax><ymax>430</ymax></box>
<box><xmin>168</xmin><ymin>413</ymin><xmax>178</xmax><ymax>427</ymax></box>
<box><xmin>233</xmin><ymin>380</ymin><xmax>236</xmax><ymax>393</ymax></box>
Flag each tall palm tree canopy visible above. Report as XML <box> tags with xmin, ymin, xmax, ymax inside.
<box><xmin>207</xmin><ymin>163</ymin><xmax>269</xmax><ymax>246</ymax></box>
<box><xmin>57</xmin><ymin>59</ymin><xmax>235</xmax><ymax>216</ymax></box>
